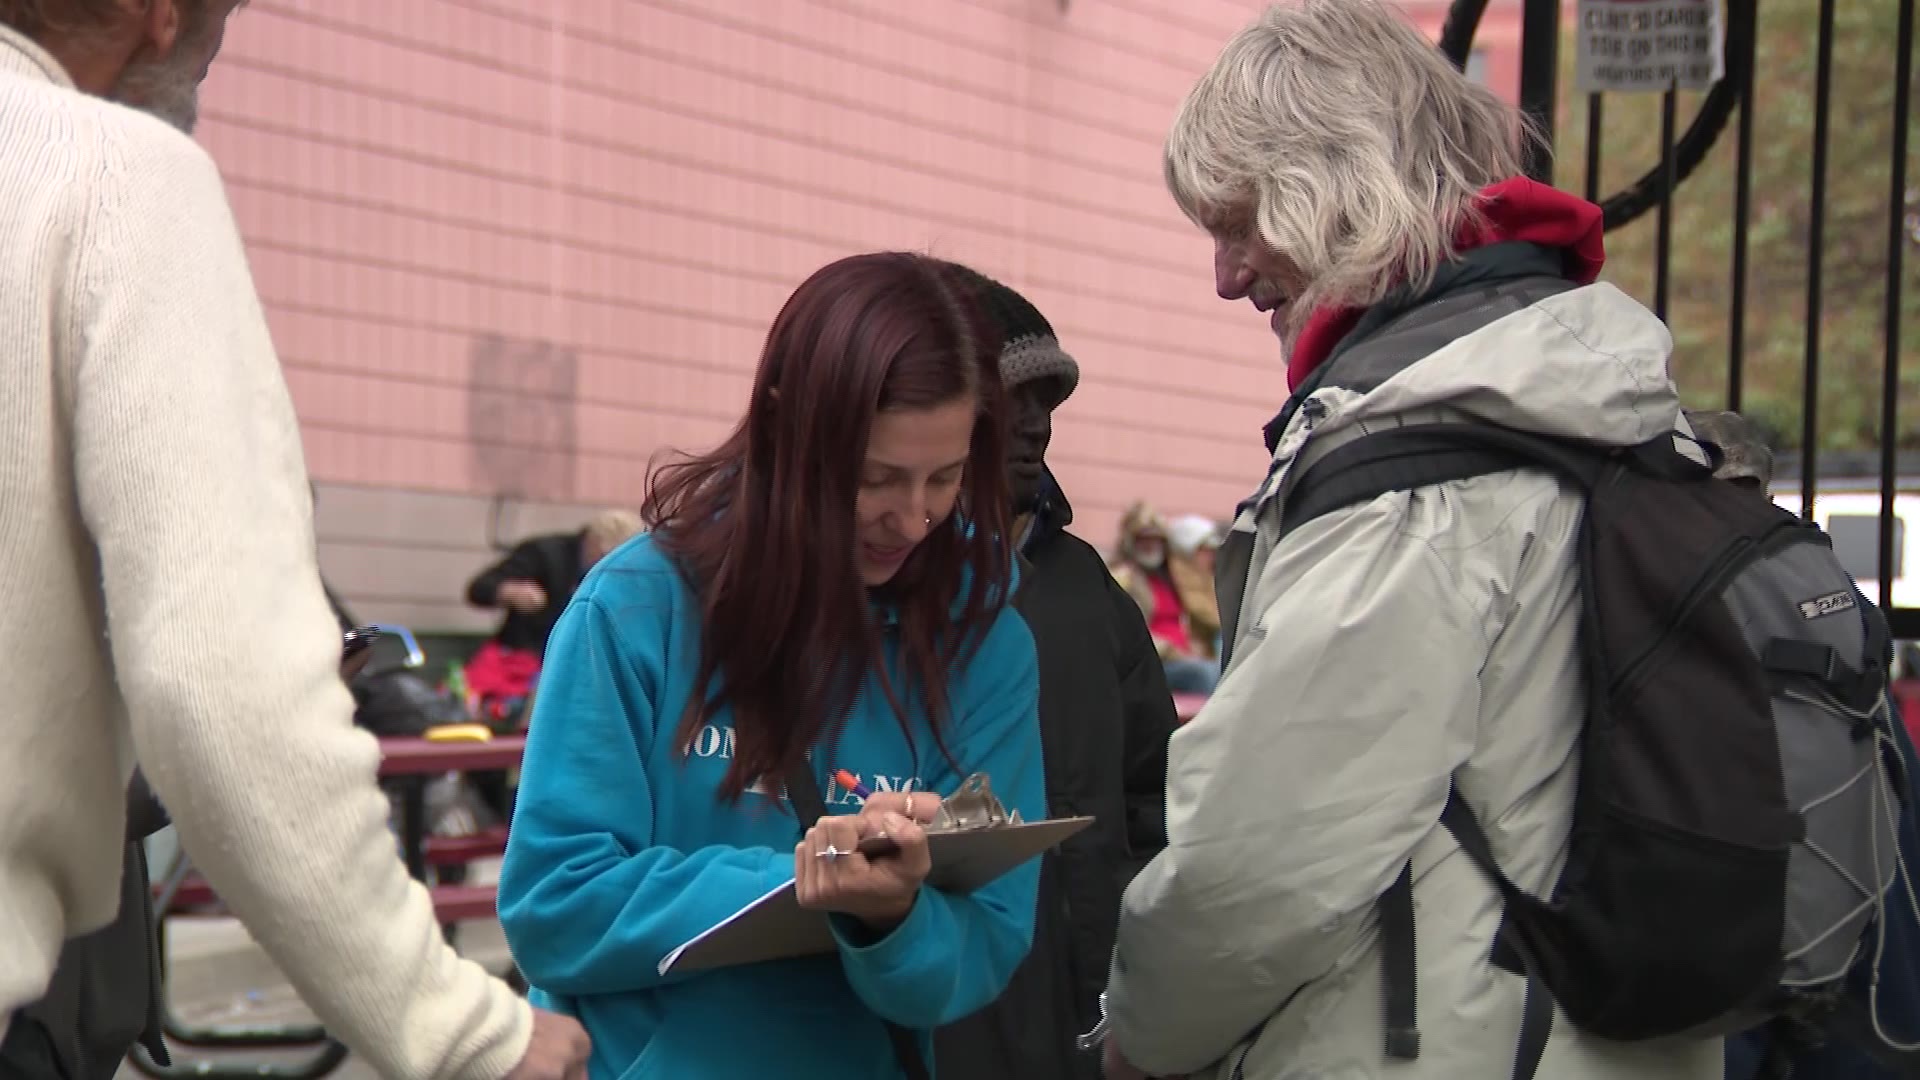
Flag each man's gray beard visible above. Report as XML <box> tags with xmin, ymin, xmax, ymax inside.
<box><xmin>110</xmin><ymin>52</ymin><xmax>201</xmax><ymax>134</ymax></box>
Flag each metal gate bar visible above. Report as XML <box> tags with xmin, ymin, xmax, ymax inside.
<box><xmin>1450</xmin><ymin>0</ymin><xmax>1917</xmax><ymax>640</ymax></box>
<box><xmin>1799</xmin><ymin>0</ymin><xmax>1837</xmax><ymax>523</ymax></box>
<box><xmin>1727</xmin><ymin>3</ymin><xmax>1757</xmax><ymax>414</ymax></box>
<box><xmin>1655</xmin><ymin>87</ymin><xmax>1677</xmax><ymax>322</ymax></box>
<box><xmin>1879</xmin><ymin>0</ymin><xmax>1916</xmax><ymax>620</ymax></box>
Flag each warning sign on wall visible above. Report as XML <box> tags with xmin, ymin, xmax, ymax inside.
<box><xmin>1575</xmin><ymin>0</ymin><xmax>1725</xmax><ymax>93</ymax></box>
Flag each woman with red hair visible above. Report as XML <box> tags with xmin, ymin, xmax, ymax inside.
<box><xmin>498</xmin><ymin>252</ymin><xmax>1044</xmax><ymax>1080</ymax></box>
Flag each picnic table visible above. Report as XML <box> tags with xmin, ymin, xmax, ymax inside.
<box><xmin>379</xmin><ymin>734</ymin><xmax>525</xmax><ymax>882</ymax></box>
<box><xmin>131</xmin><ymin>734</ymin><xmax>528</xmax><ymax>1080</ymax></box>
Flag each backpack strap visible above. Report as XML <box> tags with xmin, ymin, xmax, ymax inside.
<box><xmin>1279</xmin><ymin>424</ymin><xmax>1619</xmax><ymax>543</ymax></box>
<box><xmin>1374</xmin><ymin>791</ymin><xmax>1556</xmax><ymax>1080</ymax></box>
<box><xmin>1278</xmin><ymin>423</ymin><xmax>1615</xmax><ymax>1080</ymax></box>
<box><xmin>1441</xmin><ymin>792</ymin><xmax>1554</xmax><ymax>1080</ymax></box>
<box><xmin>782</xmin><ymin>757</ymin><xmax>932</xmax><ymax>1080</ymax></box>
<box><xmin>1380</xmin><ymin>864</ymin><xmax>1421</xmax><ymax>1060</ymax></box>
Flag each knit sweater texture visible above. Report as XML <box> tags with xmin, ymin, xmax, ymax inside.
<box><xmin>0</xmin><ymin>28</ymin><xmax>531</xmax><ymax>1079</ymax></box>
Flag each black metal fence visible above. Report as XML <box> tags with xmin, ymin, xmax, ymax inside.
<box><xmin>1442</xmin><ymin>0</ymin><xmax>1919</xmax><ymax>640</ymax></box>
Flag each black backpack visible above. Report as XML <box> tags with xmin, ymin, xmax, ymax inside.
<box><xmin>1279</xmin><ymin>422</ymin><xmax>1904</xmax><ymax>1080</ymax></box>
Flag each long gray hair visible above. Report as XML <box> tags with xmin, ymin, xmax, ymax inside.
<box><xmin>1166</xmin><ymin>0</ymin><xmax>1541</xmax><ymax>328</ymax></box>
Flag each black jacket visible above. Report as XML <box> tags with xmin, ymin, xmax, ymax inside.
<box><xmin>466</xmin><ymin>530</ymin><xmax>587</xmax><ymax>657</ymax></box>
<box><xmin>933</xmin><ymin>473</ymin><xmax>1177</xmax><ymax>1080</ymax></box>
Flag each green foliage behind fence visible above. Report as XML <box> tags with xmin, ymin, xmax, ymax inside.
<box><xmin>1553</xmin><ymin>0</ymin><xmax>1919</xmax><ymax>452</ymax></box>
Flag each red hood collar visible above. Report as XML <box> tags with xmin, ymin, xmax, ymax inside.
<box><xmin>1283</xmin><ymin>178</ymin><xmax>1607</xmax><ymax>390</ymax></box>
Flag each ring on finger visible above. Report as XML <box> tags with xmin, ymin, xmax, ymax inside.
<box><xmin>816</xmin><ymin>820</ymin><xmax>856</xmax><ymax>861</ymax></box>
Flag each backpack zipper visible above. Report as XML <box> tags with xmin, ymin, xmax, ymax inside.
<box><xmin>1607</xmin><ymin>519</ymin><xmax>1809</xmax><ymax>698</ymax></box>
<box><xmin>1608</xmin><ymin>534</ymin><xmax>1759</xmax><ymax>698</ymax></box>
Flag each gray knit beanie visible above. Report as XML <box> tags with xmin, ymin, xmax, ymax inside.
<box><xmin>944</xmin><ymin>264</ymin><xmax>1080</xmax><ymax>408</ymax></box>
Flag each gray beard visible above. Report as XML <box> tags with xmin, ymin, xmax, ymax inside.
<box><xmin>110</xmin><ymin>47</ymin><xmax>203</xmax><ymax>134</ymax></box>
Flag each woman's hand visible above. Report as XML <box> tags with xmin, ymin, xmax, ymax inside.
<box><xmin>794</xmin><ymin>800</ymin><xmax>934</xmax><ymax>933</ymax></box>
<box><xmin>858</xmin><ymin>790</ymin><xmax>941</xmax><ymax>827</ymax></box>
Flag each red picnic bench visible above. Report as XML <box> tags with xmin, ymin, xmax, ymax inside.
<box><xmin>130</xmin><ymin>735</ymin><xmax>526</xmax><ymax>1080</ymax></box>
<box><xmin>152</xmin><ymin>736</ymin><xmax>525</xmax><ymax>915</ymax></box>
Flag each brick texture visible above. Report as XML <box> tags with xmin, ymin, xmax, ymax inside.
<box><xmin>197</xmin><ymin>0</ymin><xmax>1520</xmax><ymax>629</ymax></box>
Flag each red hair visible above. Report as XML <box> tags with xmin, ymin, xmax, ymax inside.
<box><xmin>643</xmin><ymin>252</ymin><xmax>1013</xmax><ymax>801</ymax></box>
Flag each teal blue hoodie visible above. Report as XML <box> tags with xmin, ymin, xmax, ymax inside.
<box><xmin>497</xmin><ymin>533</ymin><xmax>1045</xmax><ymax>1080</ymax></box>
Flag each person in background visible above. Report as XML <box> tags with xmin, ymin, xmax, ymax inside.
<box><xmin>1100</xmin><ymin>2</ymin><xmax>1720</xmax><ymax>1078</ymax></box>
<box><xmin>464</xmin><ymin>509</ymin><xmax>644</xmax><ymax>701</ymax></box>
<box><xmin>460</xmin><ymin>509</ymin><xmax>645</xmax><ymax>831</ymax></box>
<box><xmin>1109</xmin><ymin>504</ymin><xmax>1221</xmax><ymax>693</ymax></box>
<box><xmin>0</xmin><ymin>2</ymin><xmax>586</xmax><ymax>1076</ymax></box>
<box><xmin>932</xmin><ymin>265</ymin><xmax>1176</xmax><ymax>1080</ymax></box>
<box><xmin>497</xmin><ymin>252</ymin><xmax>1045</xmax><ymax>1080</ymax></box>
<box><xmin>1165</xmin><ymin>515</ymin><xmax>1225</xmax><ymax>660</ymax></box>
<box><xmin>1167</xmin><ymin>515</ymin><xmax>1223</xmax><ymax>575</ymax></box>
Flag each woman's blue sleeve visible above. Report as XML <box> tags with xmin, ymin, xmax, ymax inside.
<box><xmin>829</xmin><ymin>606</ymin><xmax>1046</xmax><ymax>1027</ymax></box>
<box><xmin>497</xmin><ymin>590</ymin><xmax>795</xmax><ymax>996</ymax></box>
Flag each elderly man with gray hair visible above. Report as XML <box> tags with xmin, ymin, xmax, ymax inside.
<box><xmin>1097</xmin><ymin>3</ymin><xmax>1722</xmax><ymax>1079</ymax></box>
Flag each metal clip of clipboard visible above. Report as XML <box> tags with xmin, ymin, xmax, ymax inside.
<box><xmin>929</xmin><ymin>772</ymin><xmax>1024</xmax><ymax>832</ymax></box>
<box><xmin>841</xmin><ymin>772</ymin><xmax>1024</xmax><ymax>860</ymax></box>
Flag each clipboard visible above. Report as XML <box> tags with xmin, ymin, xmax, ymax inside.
<box><xmin>657</xmin><ymin>814</ymin><xmax>1093</xmax><ymax>976</ymax></box>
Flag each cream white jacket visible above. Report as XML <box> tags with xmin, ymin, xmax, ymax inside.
<box><xmin>0</xmin><ymin>27</ymin><xmax>530</xmax><ymax>1079</ymax></box>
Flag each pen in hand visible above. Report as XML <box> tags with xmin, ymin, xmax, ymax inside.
<box><xmin>812</xmin><ymin>770</ymin><xmax>901</xmax><ymax>861</ymax></box>
<box><xmin>834</xmin><ymin>769</ymin><xmax>874</xmax><ymax>800</ymax></box>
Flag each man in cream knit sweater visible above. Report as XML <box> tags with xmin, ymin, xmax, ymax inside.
<box><xmin>0</xmin><ymin>3</ymin><xmax>588</xmax><ymax>1077</ymax></box>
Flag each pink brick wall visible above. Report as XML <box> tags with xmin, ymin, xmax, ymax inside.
<box><xmin>196</xmin><ymin>0</ymin><xmax>1520</xmax><ymax>628</ymax></box>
